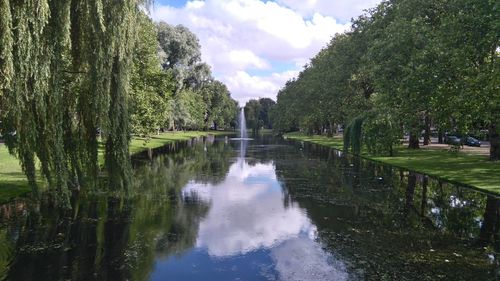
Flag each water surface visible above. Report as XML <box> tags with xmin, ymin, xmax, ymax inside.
<box><xmin>0</xmin><ymin>135</ymin><xmax>498</xmax><ymax>280</ymax></box>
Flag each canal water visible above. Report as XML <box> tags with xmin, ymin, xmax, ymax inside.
<box><xmin>0</xmin><ymin>134</ymin><xmax>498</xmax><ymax>280</ymax></box>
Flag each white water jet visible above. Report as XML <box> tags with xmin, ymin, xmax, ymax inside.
<box><xmin>231</xmin><ymin>107</ymin><xmax>251</xmax><ymax>160</ymax></box>
<box><xmin>240</xmin><ymin>107</ymin><xmax>247</xmax><ymax>139</ymax></box>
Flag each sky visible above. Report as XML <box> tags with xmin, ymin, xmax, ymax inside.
<box><xmin>150</xmin><ymin>0</ymin><xmax>381</xmax><ymax>105</ymax></box>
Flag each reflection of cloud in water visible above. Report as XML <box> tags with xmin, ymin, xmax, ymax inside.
<box><xmin>184</xmin><ymin>160</ymin><xmax>313</xmax><ymax>257</ymax></box>
<box><xmin>182</xmin><ymin>161</ymin><xmax>278</xmax><ymax>204</ymax></box>
<box><xmin>272</xmin><ymin>237</ymin><xmax>349</xmax><ymax>281</ymax></box>
<box><xmin>181</xmin><ymin>156</ymin><xmax>350</xmax><ymax>280</ymax></box>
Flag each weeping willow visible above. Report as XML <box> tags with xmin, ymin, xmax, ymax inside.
<box><xmin>0</xmin><ymin>0</ymin><xmax>146</xmax><ymax>205</ymax></box>
<box><xmin>343</xmin><ymin>115</ymin><xmax>365</xmax><ymax>155</ymax></box>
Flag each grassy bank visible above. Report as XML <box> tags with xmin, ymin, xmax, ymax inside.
<box><xmin>285</xmin><ymin>132</ymin><xmax>500</xmax><ymax>194</ymax></box>
<box><xmin>0</xmin><ymin>145</ymin><xmax>32</xmax><ymax>201</ymax></box>
<box><xmin>0</xmin><ymin>131</ymin><xmax>233</xmax><ymax>203</ymax></box>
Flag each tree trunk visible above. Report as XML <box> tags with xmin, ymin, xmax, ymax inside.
<box><xmin>408</xmin><ymin>132</ymin><xmax>420</xmax><ymax>149</ymax></box>
<box><xmin>490</xmin><ymin>124</ymin><xmax>500</xmax><ymax>160</ymax></box>
<box><xmin>327</xmin><ymin>121</ymin><xmax>333</xmax><ymax>137</ymax></box>
<box><xmin>438</xmin><ymin>129</ymin><xmax>444</xmax><ymax>144</ymax></box>
<box><xmin>423</xmin><ymin>115</ymin><xmax>431</xmax><ymax>145</ymax></box>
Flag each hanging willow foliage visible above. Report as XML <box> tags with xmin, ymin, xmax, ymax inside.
<box><xmin>0</xmin><ymin>0</ymin><xmax>146</xmax><ymax>206</ymax></box>
<box><xmin>343</xmin><ymin>115</ymin><xmax>365</xmax><ymax>155</ymax></box>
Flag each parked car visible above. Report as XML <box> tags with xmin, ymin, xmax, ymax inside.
<box><xmin>465</xmin><ymin>136</ymin><xmax>481</xmax><ymax>147</ymax></box>
<box><xmin>445</xmin><ymin>135</ymin><xmax>461</xmax><ymax>145</ymax></box>
<box><xmin>0</xmin><ymin>130</ymin><xmax>16</xmax><ymax>140</ymax></box>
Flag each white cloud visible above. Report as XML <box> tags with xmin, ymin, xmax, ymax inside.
<box><xmin>227</xmin><ymin>49</ymin><xmax>270</xmax><ymax>70</ymax></box>
<box><xmin>276</xmin><ymin>0</ymin><xmax>382</xmax><ymax>22</ymax></box>
<box><xmin>220</xmin><ymin>70</ymin><xmax>298</xmax><ymax>103</ymax></box>
<box><xmin>150</xmin><ymin>0</ymin><xmax>380</xmax><ymax>104</ymax></box>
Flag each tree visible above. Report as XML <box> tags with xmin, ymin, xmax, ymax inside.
<box><xmin>435</xmin><ymin>0</ymin><xmax>499</xmax><ymax>159</ymax></box>
<box><xmin>129</xmin><ymin>12</ymin><xmax>175</xmax><ymax>137</ymax></box>
<box><xmin>156</xmin><ymin>22</ymin><xmax>211</xmax><ymax>91</ymax></box>
<box><xmin>155</xmin><ymin>22</ymin><xmax>237</xmax><ymax>133</ymax></box>
<box><xmin>0</xmin><ymin>0</ymin><xmax>151</xmax><ymax>205</ymax></box>
<box><xmin>244</xmin><ymin>100</ymin><xmax>262</xmax><ymax>134</ymax></box>
<box><xmin>272</xmin><ymin>0</ymin><xmax>498</xmax><ymax>160</ymax></box>
<box><xmin>171</xmin><ymin>89</ymin><xmax>205</xmax><ymax>131</ymax></box>
<box><xmin>200</xmin><ymin>80</ymin><xmax>237</xmax><ymax>131</ymax></box>
<box><xmin>257</xmin><ymin>98</ymin><xmax>276</xmax><ymax>129</ymax></box>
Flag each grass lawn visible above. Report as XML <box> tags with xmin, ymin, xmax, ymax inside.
<box><xmin>285</xmin><ymin>132</ymin><xmax>500</xmax><ymax>194</ymax></box>
<box><xmin>0</xmin><ymin>145</ymin><xmax>32</xmax><ymax>202</ymax></box>
<box><xmin>0</xmin><ymin>131</ymin><xmax>233</xmax><ymax>203</ymax></box>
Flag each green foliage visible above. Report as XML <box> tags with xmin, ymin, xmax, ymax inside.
<box><xmin>363</xmin><ymin>113</ymin><xmax>401</xmax><ymax>156</ymax></box>
<box><xmin>130</xmin><ymin>13</ymin><xmax>175</xmax><ymax>137</ymax></box>
<box><xmin>152</xmin><ymin>22</ymin><xmax>238</xmax><ymax>133</ymax></box>
<box><xmin>244</xmin><ymin>100</ymin><xmax>262</xmax><ymax>134</ymax></box>
<box><xmin>0</xmin><ymin>0</ymin><xmax>156</xmax><ymax>204</ymax></box>
<box><xmin>172</xmin><ymin>89</ymin><xmax>204</xmax><ymax>130</ymax></box>
<box><xmin>0</xmin><ymin>1</ymin><xmax>238</xmax><ymax>205</ymax></box>
<box><xmin>270</xmin><ymin>87</ymin><xmax>299</xmax><ymax>134</ymax></box>
<box><xmin>344</xmin><ymin>116</ymin><xmax>365</xmax><ymax>155</ymax></box>
<box><xmin>273</xmin><ymin>30</ymin><xmax>372</xmax><ymax>135</ymax></box>
<box><xmin>200</xmin><ymin>80</ymin><xmax>238</xmax><ymax>131</ymax></box>
<box><xmin>157</xmin><ymin>22</ymin><xmax>210</xmax><ymax>90</ymax></box>
<box><xmin>257</xmin><ymin>98</ymin><xmax>276</xmax><ymax>129</ymax></box>
<box><xmin>245</xmin><ymin>98</ymin><xmax>276</xmax><ymax>133</ymax></box>
<box><xmin>273</xmin><ymin>0</ymin><xmax>499</xmax><ymax>158</ymax></box>
<box><xmin>0</xmin><ymin>0</ymin><xmax>13</xmax><ymax>98</ymax></box>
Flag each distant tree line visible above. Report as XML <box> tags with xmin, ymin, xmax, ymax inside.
<box><xmin>271</xmin><ymin>0</ymin><xmax>498</xmax><ymax>159</ymax></box>
<box><xmin>244</xmin><ymin>98</ymin><xmax>276</xmax><ymax>133</ymax></box>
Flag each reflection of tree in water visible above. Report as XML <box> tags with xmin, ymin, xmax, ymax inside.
<box><xmin>1</xmin><ymin>195</ymin><xmax>134</xmax><ymax>280</ymax></box>
<box><xmin>0</xmin><ymin>137</ymin><xmax>234</xmax><ymax>281</ymax></box>
<box><xmin>155</xmin><ymin>193</ymin><xmax>209</xmax><ymax>259</ymax></box>
<box><xmin>136</xmin><ymin>137</ymin><xmax>235</xmax><ymax>186</ymax></box>
<box><xmin>272</xmin><ymin>141</ymin><xmax>497</xmax><ymax>280</ymax></box>
<box><xmin>1</xmin><ymin>135</ymin><xmax>499</xmax><ymax>280</ymax></box>
<box><xmin>479</xmin><ymin>196</ymin><xmax>500</xmax><ymax>278</ymax></box>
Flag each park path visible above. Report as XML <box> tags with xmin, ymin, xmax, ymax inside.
<box><xmin>412</xmin><ymin>138</ymin><xmax>490</xmax><ymax>156</ymax></box>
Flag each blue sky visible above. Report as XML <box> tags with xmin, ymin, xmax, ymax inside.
<box><xmin>151</xmin><ymin>0</ymin><xmax>381</xmax><ymax>104</ymax></box>
<box><xmin>155</xmin><ymin>0</ymin><xmax>186</xmax><ymax>8</ymax></box>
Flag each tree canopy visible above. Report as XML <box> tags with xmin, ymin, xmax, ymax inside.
<box><xmin>0</xmin><ymin>2</ymin><xmax>238</xmax><ymax>204</ymax></box>
<box><xmin>273</xmin><ymin>0</ymin><xmax>499</xmax><ymax>159</ymax></box>
<box><xmin>245</xmin><ymin>98</ymin><xmax>276</xmax><ymax>133</ymax></box>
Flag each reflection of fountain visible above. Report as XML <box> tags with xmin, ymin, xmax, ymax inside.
<box><xmin>239</xmin><ymin>107</ymin><xmax>248</xmax><ymax>161</ymax></box>
<box><xmin>239</xmin><ymin>138</ymin><xmax>247</xmax><ymax>160</ymax></box>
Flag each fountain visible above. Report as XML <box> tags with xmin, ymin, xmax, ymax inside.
<box><xmin>240</xmin><ymin>107</ymin><xmax>248</xmax><ymax>139</ymax></box>
<box><xmin>231</xmin><ymin>107</ymin><xmax>252</xmax><ymax>161</ymax></box>
<box><xmin>231</xmin><ymin>107</ymin><xmax>252</xmax><ymax>141</ymax></box>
